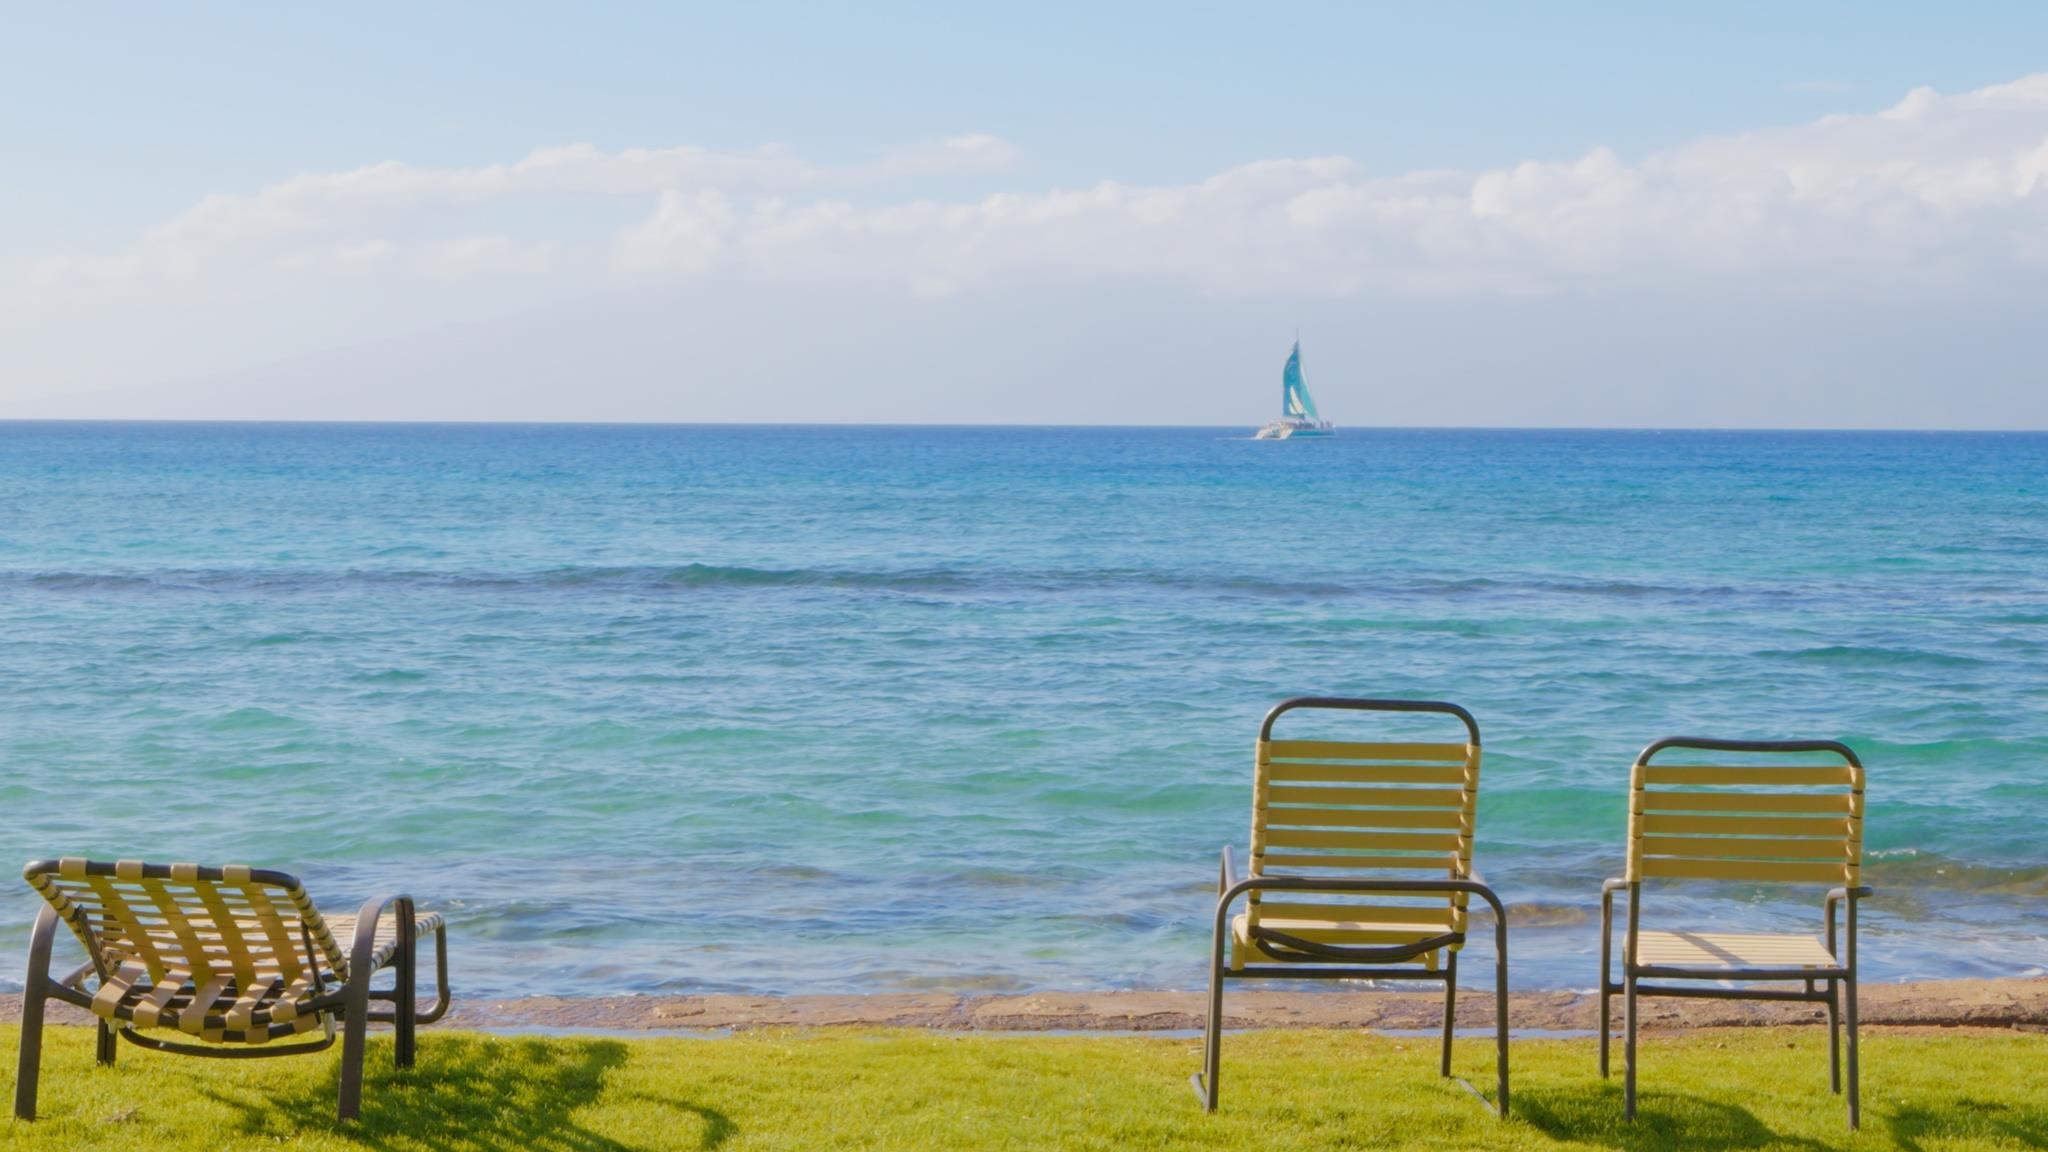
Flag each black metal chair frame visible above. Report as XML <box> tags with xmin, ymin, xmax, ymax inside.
<box><xmin>1197</xmin><ymin>698</ymin><xmax>1510</xmax><ymax>1118</ymax></box>
<box><xmin>1598</xmin><ymin>736</ymin><xmax>1871</xmax><ymax>1129</ymax></box>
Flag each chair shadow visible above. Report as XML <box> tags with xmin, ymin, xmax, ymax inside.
<box><xmin>199</xmin><ymin>1035</ymin><xmax>735</xmax><ymax>1151</ymax></box>
<box><xmin>1512</xmin><ymin>1084</ymin><xmax>1837</xmax><ymax>1151</ymax></box>
<box><xmin>1888</xmin><ymin>1100</ymin><xmax>2048</xmax><ymax>1152</ymax></box>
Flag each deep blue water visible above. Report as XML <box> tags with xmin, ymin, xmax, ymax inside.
<box><xmin>0</xmin><ymin>423</ymin><xmax>2043</xmax><ymax>996</ymax></box>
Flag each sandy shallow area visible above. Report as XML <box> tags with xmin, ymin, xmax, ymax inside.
<box><xmin>15</xmin><ymin>979</ymin><xmax>2039</xmax><ymax>1035</ymax></box>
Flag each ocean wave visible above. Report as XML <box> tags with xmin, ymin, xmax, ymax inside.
<box><xmin>1755</xmin><ymin>645</ymin><xmax>1989</xmax><ymax>669</ymax></box>
<box><xmin>19</xmin><ymin>571</ymin><xmax>171</xmax><ymax>592</ymax></box>
<box><xmin>204</xmin><ymin>707</ymin><xmax>304</xmax><ymax>732</ymax></box>
<box><xmin>1470</xmin><ymin>902</ymin><xmax>1590</xmax><ymax>928</ymax></box>
<box><xmin>1864</xmin><ymin>849</ymin><xmax>2048</xmax><ymax>897</ymax></box>
<box><xmin>651</xmin><ymin>563</ymin><xmax>973</xmax><ymax>592</ymax></box>
<box><xmin>3</xmin><ymin>564</ymin><xmax>974</xmax><ymax>595</ymax></box>
<box><xmin>1</xmin><ymin>564</ymin><xmax>1810</xmax><ymax>604</ymax></box>
<box><xmin>351</xmin><ymin>668</ymin><xmax>427</xmax><ymax>684</ymax></box>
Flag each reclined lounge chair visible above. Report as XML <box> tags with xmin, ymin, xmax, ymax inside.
<box><xmin>15</xmin><ymin>858</ymin><xmax>449</xmax><ymax>1122</ymax></box>
<box><xmin>1198</xmin><ymin>697</ymin><xmax>1508</xmax><ymax>1116</ymax></box>
<box><xmin>1600</xmin><ymin>738</ymin><xmax>1870</xmax><ymax>1128</ymax></box>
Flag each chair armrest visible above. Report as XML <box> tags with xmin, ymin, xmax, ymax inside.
<box><xmin>1824</xmin><ymin>885</ymin><xmax>1873</xmax><ymax>927</ymax></box>
<box><xmin>1219</xmin><ymin>844</ymin><xmax>1241</xmax><ymax>896</ymax></box>
<box><xmin>1218</xmin><ymin>872</ymin><xmax>1508</xmax><ymax>923</ymax></box>
<box><xmin>346</xmin><ymin>893</ymin><xmax>419</xmax><ymax>979</ymax></box>
<box><xmin>1214</xmin><ymin>872</ymin><xmax>1509</xmax><ymax>965</ymax></box>
<box><xmin>1600</xmin><ymin>878</ymin><xmax>1629</xmax><ymax>928</ymax></box>
<box><xmin>1823</xmin><ymin>886</ymin><xmax>1872</xmax><ymax>963</ymax></box>
<box><xmin>1599</xmin><ymin>878</ymin><xmax>1629</xmax><ymax>987</ymax></box>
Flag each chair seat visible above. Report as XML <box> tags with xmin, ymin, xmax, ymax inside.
<box><xmin>1634</xmin><ymin>930</ymin><xmax>1839</xmax><ymax>972</ymax></box>
<box><xmin>325</xmin><ymin>909</ymin><xmax>446</xmax><ymax>973</ymax></box>
<box><xmin>1230</xmin><ymin>912</ymin><xmax>1453</xmax><ymax>968</ymax></box>
<box><xmin>86</xmin><ymin>968</ymin><xmax>327</xmax><ymax>1043</ymax></box>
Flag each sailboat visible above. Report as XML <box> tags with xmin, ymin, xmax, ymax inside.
<box><xmin>1254</xmin><ymin>339</ymin><xmax>1335</xmax><ymax>439</ymax></box>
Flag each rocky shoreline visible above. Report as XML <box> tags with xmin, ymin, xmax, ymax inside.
<box><xmin>8</xmin><ymin>977</ymin><xmax>2044</xmax><ymax>1035</ymax></box>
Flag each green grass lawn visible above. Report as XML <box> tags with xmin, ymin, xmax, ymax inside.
<box><xmin>1</xmin><ymin>1025</ymin><xmax>2042</xmax><ymax>1150</ymax></box>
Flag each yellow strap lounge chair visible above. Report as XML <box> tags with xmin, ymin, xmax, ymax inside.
<box><xmin>1198</xmin><ymin>698</ymin><xmax>1508</xmax><ymax>1116</ymax></box>
<box><xmin>1599</xmin><ymin>738</ymin><xmax>1870</xmax><ymax>1128</ymax></box>
<box><xmin>15</xmin><ymin>858</ymin><xmax>449</xmax><ymax>1122</ymax></box>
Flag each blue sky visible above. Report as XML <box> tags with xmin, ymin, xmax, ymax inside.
<box><xmin>11</xmin><ymin>2</ymin><xmax>2044</xmax><ymax>226</ymax></box>
<box><xmin>4</xmin><ymin>2</ymin><xmax>2047</xmax><ymax>425</ymax></box>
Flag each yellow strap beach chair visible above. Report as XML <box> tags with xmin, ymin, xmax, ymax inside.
<box><xmin>1599</xmin><ymin>738</ymin><xmax>1870</xmax><ymax>1128</ymax></box>
<box><xmin>1198</xmin><ymin>698</ymin><xmax>1508</xmax><ymax>1116</ymax></box>
<box><xmin>15</xmin><ymin>858</ymin><xmax>450</xmax><ymax>1122</ymax></box>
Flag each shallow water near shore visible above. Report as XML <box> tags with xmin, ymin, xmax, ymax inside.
<box><xmin>0</xmin><ymin>423</ymin><xmax>2043</xmax><ymax>996</ymax></box>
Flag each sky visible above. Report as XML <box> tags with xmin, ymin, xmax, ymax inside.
<box><xmin>4</xmin><ymin>2</ymin><xmax>2047</xmax><ymax>427</ymax></box>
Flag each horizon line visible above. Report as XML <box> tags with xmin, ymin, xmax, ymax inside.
<box><xmin>0</xmin><ymin>418</ymin><xmax>2043</xmax><ymax>435</ymax></box>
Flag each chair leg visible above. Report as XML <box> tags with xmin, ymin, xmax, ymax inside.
<box><xmin>337</xmin><ymin>973</ymin><xmax>371</xmax><ymax>1122</ymax></box>
<box><xmin>96</xmin><ymin>1019</ymin><xmax>118</xmax><ymax>1066</ymax></box>
<box><xmin>1439</xmin><ymin>950</ymin><xmax>1458</xmax><ymax>1078</ymax></box>
<box><xmin>1200</xmin><ymin>946</ymin><xmax>1225</xmax><ymax>1111</ymax></box>
<box><xmin>1623</xmin><ymin>971</ymin><xmax>1639</xmax><ymax>1121</ymax></box>
<box><xmin>14</xmin><ymin>907</ymin><xmax>58</xmax><ymax>1122</ymax></box>
<box><xmin>395</xmin><ymin>942</ymin><xmax>418</xmax><ymax>1069</ymax></box>
<box><xmin>1845</xmin><ymin>974</ymin><xmax>1860</xmax><ymax>1130</ymax></box>
<box><xmin>14</xmin><ymin>984</ymin><xmax>44</xmax><ymax>1122</ymax></box>
<box><xmin>419</xmin><ymin>927</ymin><xmax>451</xmax><ymax>1024</ymax></box>
<box><xmin>1598</xmin><ymin>982</ymin><xmax>1611</xmax><ymax>1078</ymax></box>
<box><xmin>1827</xmin><ymin>982</ymin><xmax>1841</xmax><ymax>1094</ymax></box>
<box><xmin>1491</xmin><ymin>921</ymin><xmax>1511</xmax><ymax>1119</ymax></box>
<box><xmin>1598</xmin><ymin>891</ymin><xmax>1612</xmax><ymax>1079</ymax></box>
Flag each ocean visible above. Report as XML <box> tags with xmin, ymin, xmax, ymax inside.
<box><xmin>0</xmin><ymin>422</ymin><xmax>2043</xmax><ymax>997</ymax></box>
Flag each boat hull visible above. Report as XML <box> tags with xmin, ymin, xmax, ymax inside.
<box><xmin>1255</xmin><ymin>420</ymin><xmax>1336</xmax><ymax>440</ymax></box>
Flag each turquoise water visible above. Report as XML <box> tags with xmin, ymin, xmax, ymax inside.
<box><xmin>0</xmin><ymin>423</ymin><xmax>2043</xmax><ymax>996</ymax></box>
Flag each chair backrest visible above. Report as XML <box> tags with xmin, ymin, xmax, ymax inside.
<box><xmin>23</xmin><ymin>858</ymin><xmax>350</xmax><ymax>991</ymax></box>
<box><xmin>1247</xmin><ymin>698</ymin><xmax>1482</xmax><ymax>947</ymax></box>
<box><xmin>1626</xmin><ymin>739</ymin><xmax>1864</xmax><ymax>888</ymax></box>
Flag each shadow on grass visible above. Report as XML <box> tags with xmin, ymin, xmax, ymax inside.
<box><xmin>1512</xmin><ymin>1083</ymin><xmax>1836</xmax><ymax>1151</ymax></box>
<box><xmin>200</xmin><ymin>1035</ymin><xmax>734</xmax><ymax>1151</ymax></box>
<box><xmin>1888</xmin><ymin>1100</ymin><xmax>2048</xmax><ymax>1151</ymax></box>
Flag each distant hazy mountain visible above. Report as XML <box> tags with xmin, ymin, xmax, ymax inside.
<box><xmin>16</xmin><ymin>281</ymin><xmax>2041</xmax><ymax>429</ymax></box>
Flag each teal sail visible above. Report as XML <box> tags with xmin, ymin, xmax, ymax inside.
<box><xmin>1280</xmin><ymin>341</ymin><xmax>1320</xmax><ymax>421</ymax></box>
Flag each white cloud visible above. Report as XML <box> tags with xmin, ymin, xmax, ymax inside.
<box><xmin>608</xmin><ymin>75</ymin><xmax>2048</xmax><ymax>297</ymax></box>
<box><xmin>8</xmin><ymin>77</ymin><xmax>2048</xmax><ymax>401</ymax></box>
<box><xmin>35</xmin><ymin>134</ymin><xmax>1017</xmax><ymax>289</ymax></box>
<box><xmin>416</xmin><ymin>235</ymin><xmax>555</xmax><ymax>281</ymax></box>
<box><xmin>616</xmin><ymin>190</ymin><xmax>736</xmax><ymax>274</ymax></box>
